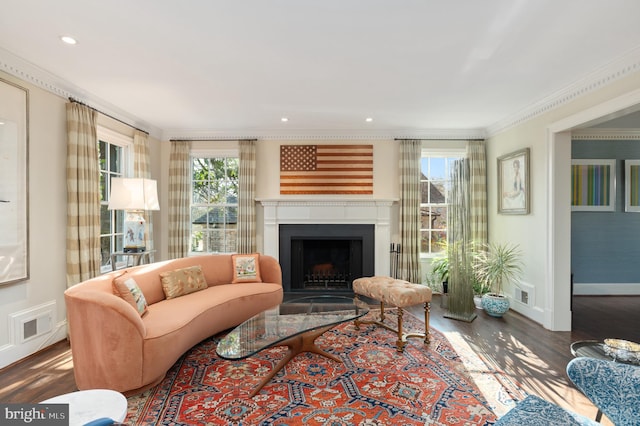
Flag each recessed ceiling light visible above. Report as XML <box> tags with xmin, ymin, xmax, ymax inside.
<box><xmin>365</xmin><ymin>117</ymin><xmax>373</xmax><ymax>122</ymax></box>
<box><xmin>60</xmin><ymin>36</ymin><xmax>77</xmax><ymax>45</ymax></box>
<box><xmin>281</xmin><ymin>117</ymin><xmax>289</xmax><ymax>122</ymax></box>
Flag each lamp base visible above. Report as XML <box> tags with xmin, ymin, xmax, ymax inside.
<box><xmin>123</xmin><ymin>211</ymin><xmax>146</xmax><ymax>252</ymax></box>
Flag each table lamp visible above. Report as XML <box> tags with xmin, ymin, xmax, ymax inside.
<box><xmin>108</xmin><ymin>178</ymin><xmax>160</xmax><ymax>253</ymax></box>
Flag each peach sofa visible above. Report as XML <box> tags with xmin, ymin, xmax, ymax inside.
<box><xmin>64</xmin><ymin>254</ymin><xmax>283</xmax><ymax>395</ymax></box>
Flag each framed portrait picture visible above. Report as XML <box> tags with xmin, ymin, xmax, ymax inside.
<box><xmin>625</xmin><ymin>160</ymin><xmax>640</xmax><ymax>212</ymax></box>
<box><xmin>571</xmin><ymin>159</ymin><xmax>616</xmax><ymax>212</ymax></box>
<box><xmin>498</xmin><ymin>148</ymin><xmax>530</xmax><ymax>214</ymax></box>
<box><xmin>0</xmin><ymin>78</ymin><xmax>29</xmax><ymax>285</ymax></box>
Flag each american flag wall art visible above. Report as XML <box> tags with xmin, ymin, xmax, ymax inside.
<box><xmin>280</xmin><ymin>144</ymin><xmax>373</xmax><ymax>194</ymax></box>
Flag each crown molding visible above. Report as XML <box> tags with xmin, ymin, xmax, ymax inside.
<box><xmin>162</xmin><ymin>127</ymin><xmax>486</xmax><ymax>141</ymax></box>
<box><xmin>486</xmin><ymin>46</ymin><xmax>640</xmax><ymax>137</ymax></box>
<box><xmin>3</xmin><ymin>42</ymin><xmax>639</xmax><ymax>141</ymax></box>
<box><xmin>572</xmin><ymin>128</ymin><xmax>640</xmax><ymax>140</ymax></box>
<box><xmin>0</xmin><ymin>47</ymin><xmax>163</xmax><ymax>139</ymax></box>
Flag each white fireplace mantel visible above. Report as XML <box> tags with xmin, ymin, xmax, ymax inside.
<box><xmin>257</xmin><ymin>198</ymin><xmax>397</xmax><ymax>276</ymax></box>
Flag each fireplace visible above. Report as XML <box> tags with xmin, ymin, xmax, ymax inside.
<box><xmin>279</xmin><ymin>224</ymin><xmax>374</xmax><ymax>293</ymax></box>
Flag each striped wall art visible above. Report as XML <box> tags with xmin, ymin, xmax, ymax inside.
<box><xmin>571</xmin><ymin>159</ymin><xmax>616</xmax><ymax>211</ymax></box>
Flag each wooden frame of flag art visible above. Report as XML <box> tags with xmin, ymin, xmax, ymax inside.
<box><xmin>279</xmin><ymin>144</ymin><xmax>373</xmax><ymax>194</ymax></box>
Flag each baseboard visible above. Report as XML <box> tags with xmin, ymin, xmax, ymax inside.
<box><xmin>0</xmin><ymin>319</ymin><xmax>67</xmax><ymax>369</ymax></box>
<box><xmin>573</xmin><ymin>283</ymin><xmax>640</xmax><ymax>295</ymax></box>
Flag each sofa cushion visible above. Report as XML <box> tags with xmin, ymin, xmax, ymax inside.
<box><xmin>112</xmin><ymin>273</ymin><xmax>149</xmax><ymax>316</ymax></box>
<box><xmin>232</xmin><ymin>253</ymin><xmax>262</xmax><ymax>283</ymax></box>
<box><xmin>160</xmin><ymin>265</ymin><xmax>208</xmax><ymax>299</ymax></box>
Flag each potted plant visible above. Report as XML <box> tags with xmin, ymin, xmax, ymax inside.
<box><xmin>473</xmin><ymin>242</ymin><xmax>523</xmax><ymax>317</ymax></box>
<box><xmin>471</xmin><ymin>274</ymin><xmax>490</xmax><ymax>309</ymax></box>
<box><xmin>430</xmin><ymin>253</ymin><xmax>449</xmax><ymax>293</ymax></box>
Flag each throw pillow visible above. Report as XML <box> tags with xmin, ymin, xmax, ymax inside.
<box><xmin>113</xmin><ymin>273</ymin><xmax>149</xmax><ymax>316</ymax></box>
<box><xmin>232</xmin><ymin>253</ymin><xmax>262</xmax><ymax>283</ymax></box>
<box><xmin>159</xmin><ymin>265</ymin><xmax>208</xmax><ymax>299</ymax></box>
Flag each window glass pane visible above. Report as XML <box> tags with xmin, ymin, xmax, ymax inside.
<box><xmin>420</xmin><ymin>152</ymin><xmax>462</xmax><ymax>255</ymax></box>
<box><xmin>109</xmin><ymin>144</ymin><xmax>121</xmax><ymax>173</ymax></box>
<box><xmin>192</xmin><ymin>181</ymin><xmax>209</xmax><ymax>204</ymax></box>
<box><xmin>430</xmin><ymin>157</ymin><xmax>446</xmax><ymax>180</ymax></box>
<box><xmin>190</xmin><ymin>156</ymin><xmax>239</xmax><ymax>254</ymax></box>
<box><xmin>99</xmin><ymin>140</ymin><xmax>107</xmax><ymax>171</ymax></box>
<box><xmin>100</xmin><ymin>205</ymin><xmax>110</xmax><ymax>234</ymax></box>
<box><xmin>100</xmin><ymin>172</ymin><xmax>107</xmax><ymax>202</ymax></box>
<box><xmin>100</xmin><ymin>236</ymin><xmax>111</xmax><ymax>267</ymax></box>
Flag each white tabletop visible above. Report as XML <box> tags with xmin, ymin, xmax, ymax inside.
<box><xmin>41</xmin><ymin>389</ymin><xmax>127</xmax><ymax>426</ymax></box>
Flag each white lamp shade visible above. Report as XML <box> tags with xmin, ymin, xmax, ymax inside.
<box><xmin>108</xmin><ymin>178</ymin><xmax>160</xmax><ymax>211</ymax></box>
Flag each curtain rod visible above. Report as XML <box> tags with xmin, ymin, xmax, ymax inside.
<box><xmin>169</xmin><ymin>138</ymin><xmax>258</xmax><ymax>142</ymax></box>
<box><xmin>69</xmin><ymin>98</ymin><xmax>149</xmax><ymax>135</ymax></box>
<box><xmin>394</xmin><ymin>138</ymin><xmax>484</xmax><ymax>141</ymax></box>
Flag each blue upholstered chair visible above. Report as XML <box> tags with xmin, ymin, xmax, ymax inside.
<box><xmin>496</xmin><ymin>357</ymin><xmax>640</xmax><ymax>425</ymax></box>
<box><xmin>566</xmin><ymin>357</ymin><xmax>640</xmax><ymax>426</ymax></box>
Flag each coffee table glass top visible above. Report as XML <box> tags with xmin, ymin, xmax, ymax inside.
<box><xmin>216</xmin><ymin>295</ymin><xmax>369</xmax><ymax>360</ymax></box>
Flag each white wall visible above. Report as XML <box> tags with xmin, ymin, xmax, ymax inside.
<box><xmin>0</xmin><ymin>71</ymin><xmax>162</xmax><ymax>368</ymax></box>
<box><xmin>0</xmin><ymin>72</ymin><xmax>67</xmax><ymax>367</ymax></box>
<box><xmin>486</xmin><ymin>71</ymin><xmax>640</xmax><ymax>330</ymax></box>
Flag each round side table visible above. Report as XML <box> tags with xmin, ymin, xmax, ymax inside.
<box><xmin>41</xmin><ymin>389</ymin><xmax>127</xmax><ymax>426</ymax></box>
<box><xmin>570</xmin><ymin>340</ymin><xmax>612</xmax><ymax>361</ymax></box>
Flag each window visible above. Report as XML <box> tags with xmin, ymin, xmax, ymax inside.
<box><xmin>98</xmin><ymin>128</ymin><xmax>132</xmax><ymax>271</ymax></box>
<box><xmin>190</xmin><ymin>156</ymin><xmax>239</xmax><ymax>254</ymax></box>
<box><xmin>420</xmin><ymin>152</ymin><xmax>463</xmax><ymax>255</ymax></box>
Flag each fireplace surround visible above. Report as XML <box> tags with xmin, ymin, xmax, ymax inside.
<box><xmin>258</xmin><ymin>199</ymin><xmax>396</xmax><ymax>292</ymax></box>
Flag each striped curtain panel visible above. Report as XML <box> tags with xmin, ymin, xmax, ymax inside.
<box><xmin>65</xmin><ymin>103</ymin><xmax>101</xmax><ymax>287</ymax></box>
<box><xmin>398</xmin><ymin>140</ymin><xmax>422</xmax><ymax>283</ymax></box>
<box><xmin>467</xmin><ymin>140</ymin><xmax>488</xmax><ymax>244</ymax></box>
<box><xmin>168</xmin><ymin>141</ymin><xmax>191</xmax><ymax>259</ymax></box>
<box><xmin>133</xmin><ymin>130</ymin><xmax>154</xmax><ymax>259</ymax></box>
<box><xmin>236</xmin><ymin>140</ymin><xmax>257</xmax><ymax>253</ymax></box>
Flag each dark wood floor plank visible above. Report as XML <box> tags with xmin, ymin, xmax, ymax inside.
<box><xmin>0</xmin><ymin>295</ymin><xmax>635</xmax><ymax>425</ymax></box>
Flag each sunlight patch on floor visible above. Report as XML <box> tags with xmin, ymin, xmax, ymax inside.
<box><xmin>442</xmin><ymin>330</ymin><xmax>527</xmax><ymax>417</ymax></box>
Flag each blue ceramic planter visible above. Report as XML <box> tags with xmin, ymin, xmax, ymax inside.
<box><xmin>481</xmin><ymin>293</ymin><xmax>510</xmax><ymax>317</ymax></box>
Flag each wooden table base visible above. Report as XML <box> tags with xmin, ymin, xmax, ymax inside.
<box><xmin>249</xmin><ymin>325</ymin><xmax>341</xmax><ymax>398</ymax></box>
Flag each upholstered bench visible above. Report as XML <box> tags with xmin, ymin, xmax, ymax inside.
<box><xmin>352</xmin><ymin>276</ymin><xmax>431</xmax><ymax>352</ymax></box>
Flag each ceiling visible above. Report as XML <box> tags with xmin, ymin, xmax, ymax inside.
<box><xmin>1</xmin><ymin>0</ymin><xmax>640</xmax><ymax>139</ymax></box>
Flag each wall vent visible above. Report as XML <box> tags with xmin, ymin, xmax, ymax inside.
<box><xmin>10</xmin><ymin>302</ymin><xmax>56</xmax><ymax>344</ymax></box>
<box><xmin>514</xmin><ymin>285</ymin><xmax>534</xmax><ymax>307</ymax></box>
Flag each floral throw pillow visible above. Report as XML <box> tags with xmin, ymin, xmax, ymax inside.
<box><xmin>113</xmin><ymin>273</ymin><xmax>149</xmax><ymax>316</ymax></box>
<box><xmin>232</xmin><ymin>253</ymin><xmax>262</xmax><ymax>283</ymax></box>
<box><xmin>159</xmin><ymin>265</ymin><xmax>208</xmax><ymax>299</ymax></box>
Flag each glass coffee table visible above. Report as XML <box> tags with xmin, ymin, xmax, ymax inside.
<box><xmin>216</xmin><ymin>295</ymin><xmax>369</xmax><ymax>397</ymax></box>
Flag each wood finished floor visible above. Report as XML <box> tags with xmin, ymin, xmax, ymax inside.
<box><xmin>0</xmin><ymin>295</ymin><xmax>637</xmax><ymax>425</ymax></box>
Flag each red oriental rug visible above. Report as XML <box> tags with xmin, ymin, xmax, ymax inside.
<box><xmin>125</xmin><ymin>310</ymin><xmax>525</xmax><ymax>425</ymax></box>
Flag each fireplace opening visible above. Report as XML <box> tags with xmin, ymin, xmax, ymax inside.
<box><xmin>279</xmin><ymin>224</ymin><xmax>374</xmax><ymax>293</ymax></box>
